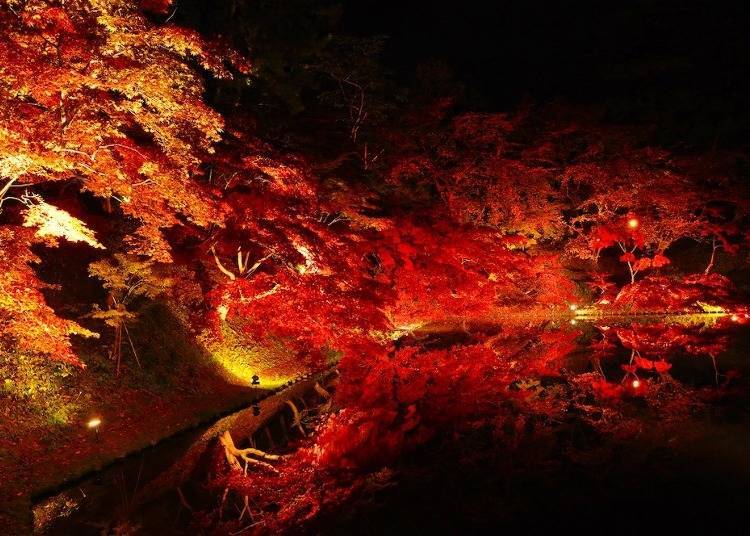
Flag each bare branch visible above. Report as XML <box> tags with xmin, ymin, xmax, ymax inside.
<box><xmin>211</xmin><ymin>246</ymin><xmax>237</xmax><ymax>280</ymax></box>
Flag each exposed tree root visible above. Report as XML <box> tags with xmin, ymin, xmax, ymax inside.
<box><xmin>133</xmin><ymin>372</ymin><xmax>334</xmax><ymax>508</ymax></box>
<box><xmin>314</xmin><ymin>382</ymin><xmax>331</xmax><ymax>400</ymax></box>
<box><xmin>314</xmin><ymin>382</ymin><xmax>333</xmax><ymax>413</ymax></box>
<box><xmin>220</xmin><ymin>431</ymin><xmax>281</xmax><ymax>474</ymax></box>
<box><xmin>285</xmin><ymin>400</ymin><xmax>306</xmax><ymax>437</ymax></box>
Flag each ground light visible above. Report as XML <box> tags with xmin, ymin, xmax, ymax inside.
<box><xmin>87</xmin><ymin>417</ymin><xmax>102</xmax><ymax>437</ymax></box>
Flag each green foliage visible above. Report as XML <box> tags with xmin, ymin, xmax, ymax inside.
<box><xmin>88</xmin><ymin>254</ymin><xmax>178</xmax><ymax>374</ymax></box>
<box><xmin>88</xmin><ymin>306</ymin><xmax>136</xmax><ymax>330</ymax></box>
<box><xmin>89</xmin><ymin>254</ymin><xmax>174</xmax><ymax>307</ymax></box>
<box><xmin>0</xmin><ymin>352</ymin><xmax>80</xmax><ymax>429</ymax></box>
<box><xmin>324</xmin><ymin>347</ymin><xmax>344</xmax><ymax>368</ymax></box>
<box><xmin>47</xmin><ymin>406</ymin><xmax>74</xmax><ymax>426</ymax></box>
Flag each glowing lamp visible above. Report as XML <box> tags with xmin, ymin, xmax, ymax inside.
<box><xmin>731</xmin><ymin>314</ymin><xmax>740</xmax><ymax>322</ymax></box>
<box><xmin>569</xmin><ymin>304</ymin><xmax>578</xmax><ymax>311</ymax></box>
<box><xmin>627</xmin><ymin>218</ymin><xmax>639</xmax><ymax>229</ymax></box>
<box><xmin>570</xmin><ymin>319</ymin><xmax>577</xmax><ymax>325</ymax></box>
<box><xmin>631</xmin><ymin>379</ymin><xmax>641</xmax><ymax>389</ymax></box>
<box><xmin>87</xmin><ymin>417</ymin><xmax>102</xmax><ymax>437</ymax></box>
<box><xmin>87</xmin><ymin>417</ymin><xmax>101</xmax><ymax>428</ymax></box>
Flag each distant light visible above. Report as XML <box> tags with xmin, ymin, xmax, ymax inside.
<box><xmin>569</xmin><ymin>304</ymin><xmax>578</xmax><ymax>311</ymax></box>
<box><xmin>570</xmin><ymin>319</ymin><xmax>577</xmax><ymax>325</ymax></box>
<box><xmin>731</xmin><ymin>314</ymin><xmax>740</xmax><ymax>322</ymax></box>
<box><xmin>627</xmin><ymin>218</ymin><xmax>640</xmax><ymax>229</ymax></box>
<box><xmin>87</xmin><ymin>417</ymin><xmax>101</xmax><ymax>429</ymax></box>
<box><xmin>631</xmin><ymin>379</ymin><xmax>641</xmax><ymax>389</ymax></box>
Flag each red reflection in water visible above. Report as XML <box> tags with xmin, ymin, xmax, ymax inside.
<box><xmin>199</xmin><ymin>315</ymin><xmax>746</xmax><ymax>533</ymax></box>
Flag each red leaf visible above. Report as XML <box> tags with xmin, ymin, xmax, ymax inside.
<box><xmin>591</xmin><ymin>226</ymin><xmax>619</xmax><ymax>249</ymax></box>
<box><xmin>651</xmin><ymin>254</ymin><xmax>671</xmax><ymax>268</ymax></box>
<box><xmin>633</xmin><ymin>257</ymin><xmax>652</xmax><ymax>271</ymax></box>
<box><xmin>140</xmin><ymin>0</ymin><xmax>174</xmax><ymax>14</ymax></box>
<box><xmin>634</xmin><ymin>356</ymin><xmax>654</xmax><ymax>370</ymax></box>
<box><xmin>591</xmin><ymin>379</ymin><xmax>624</xmax><ymax>400</ymax></box>
<box><xmin>629</xmin><ymin>229</ymin><xmax>646</xmax><ymax>248</ymax></box>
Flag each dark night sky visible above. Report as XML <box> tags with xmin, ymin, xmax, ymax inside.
<box><xmin>179</xmin><ymin>0</ymin><xmax>749</xmax><ymax>147</ymax></box>
<box><xmin>343</xmin><ymin>0</ymin><xmax>748</xmax><ymax>102</ymax></box>
<box><xmin>337</xmin><ymin>0</ymin><xmax>750</xmax><ymax>147</ymax></box>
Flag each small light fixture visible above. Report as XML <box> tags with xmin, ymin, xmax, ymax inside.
<box><xmin>87</xmin><ymin>417</ymin><xmax>102</xmax><ymax>436</ymax></box>
<box><xmin>731</xmin><ymin>314</ymin><xmax>740</xmax><ymax>322</ymax></box>
<box><xmin>570</xmin><ymin>319</ymin><xmax>577</xmax><ymax>325</ymax></box>
<box><xmin>569</xmin><ymin>304</ymin><xmax>578</xmax><ymax>311</ymax></box>
<box><xmin>631</xmin><ymin>379</ymin><xmax>641</xmax><ymax>389</ymax></box>
<box><xmin>627</xmin><ymin>217</ymin><xmax>640</xmax><ymax>229</ymax></box>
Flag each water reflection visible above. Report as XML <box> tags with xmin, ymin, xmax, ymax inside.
<box><xmin>35</xmin><ymin>313</ymin><xmax>750</xmax><ymax>534</ymax></box>
<box><xmin>571</xmin><ymin>313</ymin><xmax>746</xmax><ymax>390</ymax></box>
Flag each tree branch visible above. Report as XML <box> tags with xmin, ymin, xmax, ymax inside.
<box><xmin>211</xmin><ymin>246</ymin><xmax>237</xmax><ymax>280</ymax></box>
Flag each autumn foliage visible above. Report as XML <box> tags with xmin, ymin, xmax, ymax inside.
<box><xmin>0</xmin><ymin>0</ymin><xmax>248</xmax><ymax>362</ymax></box>
<box><xmin>0</xmin><ymin>2</ymin><xmax>748</xmax><ymax>533</ymax></box>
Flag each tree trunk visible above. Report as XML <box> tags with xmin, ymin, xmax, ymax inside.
<box><xmin>705</xmin><ymin>239</ymin><xmax>718</xmax><ymax>275</ymax></box>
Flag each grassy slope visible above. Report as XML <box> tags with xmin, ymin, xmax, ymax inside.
<box><xmin>0</xmin><ymin>302</ymin><xmax>293</xmax><ymax>534</ymax></box>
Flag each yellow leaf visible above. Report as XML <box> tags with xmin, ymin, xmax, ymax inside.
<box><xmin>696</xmin><ymin>301</ymin><xmax>725</xmax><ymax>314</ymax></box>
<box><xmin>22</xmin><ymin>198</ymin><xmax>105</xmax><ymax>249</ymax></box>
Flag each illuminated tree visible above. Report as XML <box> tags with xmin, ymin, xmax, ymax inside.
<box><xmin>388</xmin><ymin>105</ymin><xmax>748</xmax><ymax>300</ymax></box>
<box><xmin>0</xmin><ymin>0</ymin><xmax>245</xmax><ymax>259</ymax></box>
<box><xmin>375</xmin><ymin>216</ymin><xmax>574</xmax><ymax>331</ymax></box>
<box><xmin>387</xmin><ymin>111</ymin><xmax>567</xmax><ymax>241</ymax></box>
<box><xmin>562</xmin><ymin>138</ymin><xmax>749</xmax><ymax>284</ymax></box>
<box><xmin>0</xmin><ymin>226</ymin><xmax>97</xmax><ymax>366</ymax></box>
<box><xmin>0</xmin><ymin>0</ymin><xmax>246</xmax><ymax>363</ymax></box>
<box><xmin>89</xmin><ymin>254</ymin><xmax>175</xmax><ymax>374</ymax></box>
<box><xmin>194</xmin><ymin>133</ymin><xmax>386</xmax><ymax>378</ymax></box>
